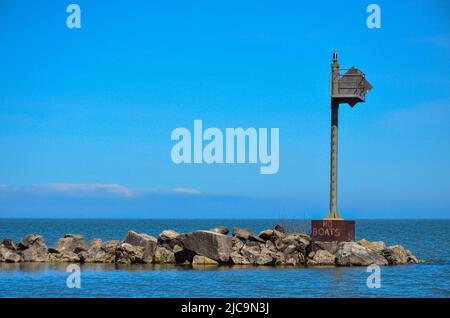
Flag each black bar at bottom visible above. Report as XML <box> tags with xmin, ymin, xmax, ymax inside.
<box><xmin>0</xmin><ymin>298</ymin><xmax>447</xmax><ymax>316</ymax></box>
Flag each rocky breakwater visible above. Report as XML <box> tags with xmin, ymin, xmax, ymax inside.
<box><xmin>0</xmin><ymin>225</ymin><xmax>422</xmax><ymax>266</ymax></box>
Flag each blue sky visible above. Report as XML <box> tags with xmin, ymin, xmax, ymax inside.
<box><xmin>0</xmin><ymin>0</ymin><xmax>449</xmax><ymax>218</ymax></box>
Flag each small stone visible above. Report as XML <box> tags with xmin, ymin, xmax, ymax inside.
<box><xmin>192</xmin><ymin>255</ymin><xmax>219</xmax><ymax>266</ymax></box>
<box><xmin>274</xmin><ymin>252</ymin><xmax>286</xmax><ymax>265</ymax></box>
<box><xmin>159</xmin><ymin>230</ymin><xmax>180</xmax><ymax>241</ymax></box>
<box><xmin>258</xmin><ymin>230</ymin><xmax>274</xmax><ymax>241</ymax></box>
<box><xmin>157</xmin><ymin>230</ymin><xmax>181</xmax><ymax>251</ymax></box>
<box><xmin>210</xmin><ymin>226</ymin><xmax>229</xmax><ymax>235</ymax></box>
<box><xmin>258</xmin><ymin>229</ymin><xmax>286</xmax><ymax>242</ymax></box>
<box><xmin>274</xmin><ymin>224</ymin><xmax>286</xmax><ymax>233</ymax></box>
<box><xmin>283</xmin><ymin>252</ymin><xmax>304</xmax><ymax>266</ymax></box>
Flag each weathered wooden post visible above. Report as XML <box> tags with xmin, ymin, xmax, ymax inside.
<box><xmin>311</xmin><ymin>52</ymin><xmax>372</xmax><ymax>242</ymax></box>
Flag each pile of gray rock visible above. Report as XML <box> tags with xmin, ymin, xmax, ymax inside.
<box><xmin>0</xmin><ymin>225</ymin><xmax>422</xmax><ymax>266</ymax></box>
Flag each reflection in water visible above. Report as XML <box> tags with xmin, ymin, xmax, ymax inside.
<box><xmin>0</xmin><ymin>262</ymin><xmax>448</xmax><ymax>297</ymax></box>
<box><xmin>0</xmin><ymin>262</ymin><xmax>312</xmax><ymax>273</ymax></box>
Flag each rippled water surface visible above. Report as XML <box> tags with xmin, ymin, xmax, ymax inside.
<box><xmin>0</xmin><ymin>219</ymin><xmax>449</xmax><ymax>297</ymax></box>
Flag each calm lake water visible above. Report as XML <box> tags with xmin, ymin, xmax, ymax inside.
<box><xmin>0</xmin><ymin>219</ymin><xmax>449</xmax><ymax>298</ymax></box>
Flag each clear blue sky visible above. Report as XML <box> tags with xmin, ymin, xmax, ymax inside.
<box><xmin>0</xmin><ymin>0</ymin><xmax>449</xmax><ymax>218</ymax></box>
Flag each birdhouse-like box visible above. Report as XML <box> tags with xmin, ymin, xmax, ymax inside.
<box><xmin>332</xmin><ymin>67</ymin><xmax>373</xmax><ymax>107</ymax></box>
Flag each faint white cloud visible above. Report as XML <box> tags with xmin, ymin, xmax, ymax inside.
<box><xmin>49</xmin><ymin>183</ymin><xmax>136</xmax><ymax>197</ymax></box>
<box><xmin>0</xmin><ymin>183</ymin><xmax>204</xmax><ymax>198</ymax></box>
<box><xmin>171</xmin><ymin>188</ymin><xmax>202</xmax><ymax>195</ymax></box>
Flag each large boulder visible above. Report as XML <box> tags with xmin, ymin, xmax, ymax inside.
<box><xmin>336</xmin><ymin>242</ymin><xmax>388</xmax><ymax>266</ymax></box>
<box><xmin>358</xmin><ymin>239</ymin><xmax>386</xmax><ymax>252</ymax></box>
<box><xmin>18</xmin><ymin>235</ymin><xmax>50</xmax><ymax>262</ymax></box>
<box><xmin>307</xmin><ymin>249</ymin><xmax>336</xmax><ymax>266</ymax></box>
<box><xmin>232</xmin><ymin>227</ymin><xmax>264</xmax><ymax>243</ymax></box>
<box><xmin>54</xmin><ymin>234</ymin><xmax>89</xmax><ymax>253</ymax></box>
<box><xmin>153</xmin><ymin>246</ymin><xmax>176</xmax><ymax>264</ymax></box>
<box><xmin>115</xmin><ymin>243</ymin><xmax>145</xmax><ymax>264</ymax></box>
<box><xmin>49</xmin><ymin>234</ymin><xmax>88</xmax><ymax>262</ymax></box>
<box><xmin>18</xmin><ymin>234</ymin><xmax>42</xmax><ymax>250</ymax></box>
<box><xmin>232</xmin><ymin>227</ymin><xmax>253</xmax><ymax>241</ymax></box>
<box><xmin>0</xmin><ymin>244</ymin><xmax>21</xmax><ymax>262</ymax></box>
<box><xmin>79</xmin><ymin>240</ymin><xmax>120</xmax><ymax>263</ymax></box>
<box><xmin>179</xmin><ymin>230</ymin><xmax>232</xmax><ymax>263</ymax></box>
<box><xmin>382</xmin><ymin>245</ymin><xmax>419</xmax><ymax>265</ymax></box>
<box><xmin>48</xmin><ymin>234</ymin><xmax>89</xmax><ymax>263</ymax></box>
<box><xmin>124</xmin><ymin>231</ymin><xmax>157</xmax><ymax>262</ymax></box>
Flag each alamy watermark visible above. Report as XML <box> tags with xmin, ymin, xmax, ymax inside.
<box><xmin>366</xmin><ymin>4</ymin><xmax>381</xmax><ymax>29</ymax></box>
<box><xmin>171</xmin><ymin>120</ymin><xmax>279</xmax><ymax>174</ymax></box>
<box><xmin>66</xmin><ymin>4</ymin><xmax>81</xmax><ymax>29</ymax></box>
<box><xmin>66</xmin><ymin>264</ymin><xmax>81</xmax><ymax>288</ymax></box>
<box><xmin>64</xmin><ymin>4</ymin><xmax>381</xmax><ymax>30</ymax></box>
<box><xmin>366</xmin><ymin>264</ymin><xmax>381</xmax><ymax>289</ymax></box>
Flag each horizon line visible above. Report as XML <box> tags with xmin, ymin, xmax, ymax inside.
<box><xmin>0</xmin><ymin>217</ymin><xmax>449</xmax><ymax>220</ymax></box>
